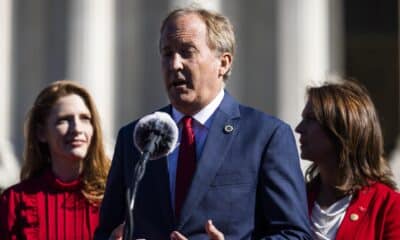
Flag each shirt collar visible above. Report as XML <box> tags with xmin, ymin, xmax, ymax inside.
<box><xmin>172</xmin><ymin>88</ymin><xmax>224</xmax><ymax>126</ymax></box>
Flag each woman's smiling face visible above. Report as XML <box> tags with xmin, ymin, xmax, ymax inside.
<box><xmin>39</xmin><ymin>94</ymin><xmax>93</xmax><ymax>163</ymax></box>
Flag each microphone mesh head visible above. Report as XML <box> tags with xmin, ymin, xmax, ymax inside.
<box><xmin>133</xmin><ymin>112</ymin><xmax>178</xmax><ymax>159</ymax></box>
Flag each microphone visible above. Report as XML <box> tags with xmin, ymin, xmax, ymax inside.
<box><xmin>124</xmin><ymin>111</ymin><xmax>178</xmax><ymax>240</ymax></box>
<box><xmin>133</xmin><ymin>111</ymin><xmax>178</xmax><ymax>159</ymax></box>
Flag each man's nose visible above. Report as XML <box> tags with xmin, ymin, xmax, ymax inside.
<box><xmin>171</xmin><ymin>53</ymin><xmax>183</xmax><ymax>70</ymax></box>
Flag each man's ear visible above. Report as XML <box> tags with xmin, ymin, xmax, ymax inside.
<box><xmin>36</xmin><ymin>125</ymin><xmax>47</xmax><ymax>143</ymax></box>
<box><xmin>218</xmin><ymin>52</ymin><xmax>233</xmax><ymax>78</ymax></box>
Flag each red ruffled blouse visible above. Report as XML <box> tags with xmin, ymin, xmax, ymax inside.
<box><xmin>0</xmin><ymin>168</ymin><xmax>100</xmax><ymax>240</ymax></box>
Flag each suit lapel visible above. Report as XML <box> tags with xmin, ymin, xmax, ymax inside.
<box><xmin>153</xmin><ymin>106</ymin><xmax>175</xmax><ymax>228</ymax></box>
<box><xmin>177</xmin><ymin>92</ymin><xmax>240</xmax><ymax>229</ymax></box>
<box><xmin>152</xmin><ymin>155</ymin><xmax>175</xmax><ymax>229</ymax></box>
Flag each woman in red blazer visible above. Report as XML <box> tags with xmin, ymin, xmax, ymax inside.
<box><xmin>0</xmin><ymin>80</ymin><xmax>110</xmax><ymax>240</ymax></box>
<box><xmin>295</xmin><ymin>80</ymin><xmax>400</xmax><ymax>240</ymax></box>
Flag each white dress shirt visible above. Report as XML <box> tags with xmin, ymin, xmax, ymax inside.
<box><xmin>167</xmin><ymin>88</ymin><xmax>225</xmax><ymax>210</ymax></box>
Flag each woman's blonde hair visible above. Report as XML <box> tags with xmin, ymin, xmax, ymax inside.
<box><xmin>21</xmin><ymin>80</ymin><xmax>110</xmax><ymax>205</ymax></box>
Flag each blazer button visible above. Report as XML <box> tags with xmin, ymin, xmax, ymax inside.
<box><xmin>350</xmin><ymin>213</ymin><xmax>359</xmax><ymax>221</ymax></box>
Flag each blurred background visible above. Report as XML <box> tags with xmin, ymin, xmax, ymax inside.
<box><xmin>1</xmin><ymin>0</ymin><xmax>399</xmax><ymax>189</ymax></box>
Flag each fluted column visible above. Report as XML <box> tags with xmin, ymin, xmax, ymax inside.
<box><xmin>0</xmin><ymin>0</ymin><xmax>13</xmax><ymax>141</ymax></box>
<box><xmin>389</xmin><ymin>3</ymin><xmax>400</xmax><ymax>184</ymax></box>
<box><xmin>390</xmin><ymin>139</ymin><xmax>400</xmax><ymax>184</ymax></box>
<box><xmin>277</xmin><ymin>0</ymin><xmax>338</xmax><ymax>127</ymax></box>
<box><xmin>277</xmin><ymin>0</ymin><xmax>343</xmax><ymax>171</ymax></box>
<box><xmin>68</xmin><ymin>0</ymin><xmax>116</xmax><ymax>154</ymax></box>
<box><xmin>169</xmin><ymin>0</ymin><xmax>220</xmax><ymax>10</ymax></box>
<box><xmin>0</xmin><ymin>0</ymin><xmax>20</xmax><ymax>188</ymax></box>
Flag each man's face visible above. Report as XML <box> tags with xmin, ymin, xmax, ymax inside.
<box><xmin>160</xmin><ymin>13</ymin><xmax>228</xmax><ymax>115</ymax></box>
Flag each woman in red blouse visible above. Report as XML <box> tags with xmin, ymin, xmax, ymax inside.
<box><xmin>295</xmin><ymin>80</ymin><xmax>400</xmax><ymax>240</ymax></box>
<box><xmin>0</xmin><ymin>80</ymin><xmax>110</xmax><ymax>240</ymax></box>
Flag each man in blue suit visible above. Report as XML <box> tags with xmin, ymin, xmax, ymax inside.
<box><xmin>95</xmin><ymin>7</ymin><xmax>311</xmax><ymax>240</ymax></box>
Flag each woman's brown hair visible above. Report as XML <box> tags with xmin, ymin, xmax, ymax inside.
<box><xmin>305</xmin><ymin>80</ymin><xmax>396</xmax><ymax>193</ymax></box>
<box><xmin>21</xmin><ymin>80</ymin><xmax>110</xmax><ymax>205</ymax></box>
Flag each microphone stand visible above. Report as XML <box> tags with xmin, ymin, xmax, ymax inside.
<box><xmin>123</xmin><ymin>133</ymin><xmax>161</xmax><ymax>240</ymax></box>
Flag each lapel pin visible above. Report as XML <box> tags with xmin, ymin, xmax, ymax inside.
<box><xmin>350</xmin><ymin>213</ymin><xmax>359</xmax><ymax>221</ymax></box>
<box><xmin>224</xmin><ymin>124</ymin><xmax>234</xmax><ymax>133</ymax></box>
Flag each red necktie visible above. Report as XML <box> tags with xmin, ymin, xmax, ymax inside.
<box><xmin>175</xmin><ymin>116</ymin><xmax>196</xmax><ymax>219</ymax></box>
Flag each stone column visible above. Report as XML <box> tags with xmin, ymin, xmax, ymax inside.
<box><xmin>0</xmin><ymin>0</ymin><xmax>13</xmax><ymax>141</ymax></box>
<box><xmin>0</xmin><ymin>0</ymin><xmax>20</xmax><ymax>188</ymax></box>
<box><xmin>169</xmin><ymin>0</ymin><xmax>220</xmax><ymax>10</ymax></box>
<box><xmin>389</xmin><ymin>2</ymin><xmax>400</xmax><ymax>185</ymax></box>
<box><xmin>277</xmin><ymin>0</ymin><xmax>338</xmax><ymax>127</ymax></box>
<box><xmin>390</xmin><ymin>139</ymin><xmax>400</xmax><ymax>185</ymax></box>
<box><xmin>68</xmin><ymin>0</ymin><xmax>116</xmax><ymax>156</ymax></box>
<box><xmin>277</xmin><ymin>0</ymin><xmax>343</xmax><ymax>172</ymax></box>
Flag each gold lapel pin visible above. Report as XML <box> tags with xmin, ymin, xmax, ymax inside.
<box><xmin>350</xmin><ymin>213</ymin><xmax>359</xmax><ymax>221</ymax></box>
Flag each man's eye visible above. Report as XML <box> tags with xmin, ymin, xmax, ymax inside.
<box><xmin>162</xmin><ymin>50</ymin><xmax>173</xmax><ymax>57</ymax></box>
<box><xmin>181</xmin><ymin>49</ymin><xmax>194</xmax><ymax>58</ymax></box>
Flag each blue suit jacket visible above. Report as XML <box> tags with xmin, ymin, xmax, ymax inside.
<box><xmin>95</xmin><ymin>92</ymin><xmax>312</xmax><ymax>239</ymax></box>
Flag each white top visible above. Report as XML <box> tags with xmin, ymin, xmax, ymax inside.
<box><xmin>311</xmin><ymin>195</ymin><xmax>352</xmax><ymax>240</ymax></box>
<box><xmin>167</xmin><ymin>88</ymin><xmax>225</xmax><ymax>210</ymax></box>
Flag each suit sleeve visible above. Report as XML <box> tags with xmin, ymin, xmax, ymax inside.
<box><xmin>94</xmin><ymin>128</ymin><xmax>127</xmax><ymax>240</ymax></box>
<box><xmin>259</xmin><ymin>123</ymin><xmax>312</xmax><ymax>239</ymax></box>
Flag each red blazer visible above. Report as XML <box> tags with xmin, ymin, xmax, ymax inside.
<box><xmin>308</xmin><ymin>182</ymin><xmax>400</xmax><ymax>240</ymax></box>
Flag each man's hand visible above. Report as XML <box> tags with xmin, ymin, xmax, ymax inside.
<box><xmin>205</xmin><ymin>220</ymin><xmax>224</xmax><ymax>240</ymax></box>
<box><xmin>170</xmin><ymin>220</ymin><xmax>224</xmax><ymax>240</ymax></box>
<box><xmin>109</xmin><ymin>223</ymin><xmax>124</xmax><ymax>240</ymax></box>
